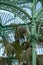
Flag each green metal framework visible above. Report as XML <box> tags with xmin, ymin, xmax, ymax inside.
<box><xmin>0</xmin><ymin>0</ymin><xmax>43</xmax><ymax>65</ymax></box>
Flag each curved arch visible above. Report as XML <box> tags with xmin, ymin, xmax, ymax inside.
<box><xmin>0</xmin><ymin>1</ymin><xmax>32</xmax><ymax>20</ymax></box>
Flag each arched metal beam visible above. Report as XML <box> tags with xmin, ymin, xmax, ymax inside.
<box><xmin>0</xmin><ymin>0</ymin><xmax>33</xmax><ymax>4</ymax></box>
<box><xmin>0</xmin><ymin>1</ymin><xmax>32</xmax><ymax>20</ymax></box>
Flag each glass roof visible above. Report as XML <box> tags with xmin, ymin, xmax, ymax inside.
<box><xmin>0</xmin><ymin>1</ymin><xmax>42</xmax><ymax>26</ymax></box>
<box><xmin>0</xmin><ymin>1</ymin><xmax>43</xmax><ymax>57</ymax></box>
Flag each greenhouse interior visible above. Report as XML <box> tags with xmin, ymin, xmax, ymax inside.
<box><xmin>0</xmin><ymin>0</ymin><xmax>43</xmax><ymax>65</ymax></box>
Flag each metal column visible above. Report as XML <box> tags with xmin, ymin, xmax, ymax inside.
<box><xmin>32</xmin><ymin>0</ymin><xmax>36</xmax><ymax>65</ymax></box>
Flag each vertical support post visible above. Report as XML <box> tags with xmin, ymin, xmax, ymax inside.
<box><xmin>32</xmin><ymin>0</ymin><xmax>36</xmax><ymax>65</ymax></box>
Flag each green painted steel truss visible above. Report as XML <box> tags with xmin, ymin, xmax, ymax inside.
<box><xmin>0</xmin><ymin>0</ymin><xmax>43</xmax><ymax>65</ymax></box>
